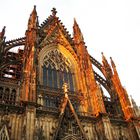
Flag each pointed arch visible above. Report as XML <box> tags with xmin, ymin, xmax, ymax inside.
<box><xmin>4</xmin><ymin>88</ymin><xmax>10</xmax><ymax>104</ymax></box>
<box><xmin>10</xmin><ymin>89</ymin><xmax>16</xmax><ymax>104</ymax></box>
<box><xmin>0</xmin><ymin>87</ymin><xmax>4</xmax><ymax>101</ymax></box>
<box><xmin>38</xmin><ymin>44</ymin><xmax>80</xmax><ymax>91</ymax></box>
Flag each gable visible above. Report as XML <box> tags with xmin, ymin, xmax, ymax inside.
<box><xmin>52</xmin><ymin>88</ymin><xmax>87</xmax><ymax>140</ymax></box>
<box><xmin>55</xmin><ymin>104</ymin><xmax>86</xmax><ymax>140</ymax></box>
<box><xmin>39</xmin><ymin>25</ymin><xmax>76</xmax><ymax>57</ymax></box>
<box><xmin>39</xmin><ymin>9</ymin><xmax>74</xmax><ymax>47</ymax></box>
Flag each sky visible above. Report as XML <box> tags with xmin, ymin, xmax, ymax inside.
<box><xmin>0</xmin><ymin>0</ymin><xmax>140</xmax><ymax>106</ymax></box>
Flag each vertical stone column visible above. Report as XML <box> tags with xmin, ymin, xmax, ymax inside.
<box><xmin>16</xmin><ymin>82</ymin><xmax>20</xmax><ymax>103</ymax></box>
<box><xmin>46</xmin><ymin>118</ymin><xmax>49</xmax><ymax>140</ymax></box>
<box><xmin>11</xmin><ymin>114</ymin><xmax>16</xmax><ymax>139</ymax></box>
<box><xmin>15</xmin><ymin>115</ymin><xmax>19</xmax><ymax>140</ymax></box>
<box><xmin>102</xmin><ymin>116</ymin><xmax>113</xmax><ymax>140</ymax></box>
<box><xmin>18</xmin><ymin>115</ymin><xmax>22</xmax><ymax>140</ymax></box>
<box><xmin>26</xmin><ymin>106</ymin><xmax>36</xmax><ymax>140</ymax></box>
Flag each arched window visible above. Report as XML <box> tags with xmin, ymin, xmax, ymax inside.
<box><xmin>43</xmin><ymin>65</ymin><xmax>47</xmax><ymax>86</ymax></box>
<box><xmin>53</xmin><ymin>69</ymin><xmax>57</xmax><ymax>88</ymax></box>
<box><xmin>10</xmin><ymin>89</ymin><xmax>16</xmax><ymax>104</ymax></box>
<box><xmin>69</xmin><ymin>73</ymin><xmax>74</xmax><ymax>91</ymax></box>
<box><xmin>48</xmin><ymin>64</ymin><xmax>53</xmax><ymax>87</ymax></box>
<box><xmin>0</xmin><ymin>87</ymin><xmax>3</xmax><ymax>101</ymax></box>
<box><xmin>42</xmin><ymin>49</ymin><xmax>75</xmax><ymax>91</ymax></box>
<box><xmin>4</xmin><ymin>88</ymin><xmax>10</xmax><ymax>103</ymax></box>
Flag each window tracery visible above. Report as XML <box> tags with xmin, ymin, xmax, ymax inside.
<box><xmin>0</xmin><ymin>87</ymin><xmax>16</xmax><ymax>104</ymax></box>
<box><xmin>42</xmin><ymin>49</ymin><xmax>75</xmax><ymax>91</ymax></box>
<box><xmin>43</xmin><ymin>49</ymin><xmax>71</xmax><ymax>72</ymax></box>
<box><xmin>42</xmin><ymin>49</ymin><xmax>76</xmax><ymax>108</ymax></box>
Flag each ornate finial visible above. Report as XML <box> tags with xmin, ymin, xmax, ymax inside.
<box><xmin>32</xmin><ymin>5</ymin><xmax>37</xmax><ymax>15</ymax></box>
<box><xmin>62</xmin><ymin>83</ymin><xmax>69</xmax><ymax>93</ymax></box>
<box><xmin>101</xmin><ymin>52</ymin><xmax>109</xmax><ymax>63</ymax></box>
<box><xmin>62</xmin><ymin>83</ymin><xmax>69</xmax><ymax>99</ymax></box>
<box><xmin>101</xmin><ymin>52</ymin><xmax>107</xmax><ymax>61</ymax></box>
<box><xmin>73</xmin><ymin>18</ymin><xmax>84</xmax><ymax>43</ymax></box>
<box><xmin>51</xmin><ymin>8</ymin><xmax>57</xmax><ymax>16</ymax></box>
<box><xmin>74</xmin><ymin>18</ymin><xmax>78</xmax><ymax>26</ymax></box>
<box><xmin>34</xmin><ymin>5</ymin><xmax>36</xmax><ymax>10</ymax></box>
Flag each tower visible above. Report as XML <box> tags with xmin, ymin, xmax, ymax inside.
<box><xmin>0</xmin><ymin>6</ymin><xmax>140</xmax><ymax>140</ymax></box>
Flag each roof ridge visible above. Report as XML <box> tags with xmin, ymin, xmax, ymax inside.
<box><xmin>58</xmin><ymin>20</ymin><xmax>74</xmax><ymax>45</ymax></box>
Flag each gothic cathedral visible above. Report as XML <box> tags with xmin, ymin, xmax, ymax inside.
<box><xmin>0</xmin><ymin>6</ymin><xmax>140</xmax><ymax>140</ymax></box>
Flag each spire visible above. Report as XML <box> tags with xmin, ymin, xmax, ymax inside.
<box><xmin>73</xmin><ymin>18</ymin><xmax>84</xmax><ymax>44</ymax></box>
<box><xmin>110</xmin><ymin>57</ymin><xmax>120</xmax><ymax>79</ymax></box>
<box><xmin>28</xmin><ymin>5</ymin><xmax>38</xmax><ymax>30</ymax></box>
<box><xmin>32</xmin><ymin>5</ymin><xmax>37</xmax><ymax>16</ymax></box>
<box><xmin>0</xmin><ymin>26</ymin><xmax>6</xmax><ymax>39</ymax></box>
<box><xmin>110</xmin><ymin>57</ymin><xmax>117</xmax><ymax>73</ymax></box>
<box><xmin>74</xmin><ymin>18</ymin><xmax>78</xmax><ymax>27</ymax></box>
<box><xmin>98</xmin><ymin>84</ymin><xmax>104</xmax><ymax>96</ymax></box>
<box><xmin>102</xmin><ymin>52</ymin><xmax>109</xmax><ymax>67</ymax></box>
<box><xmin>101</xmin><ymin>52</ymin><xmax>113</xmax><ymax>78</ymax></box>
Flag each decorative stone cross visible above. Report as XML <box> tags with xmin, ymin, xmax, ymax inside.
<box><xmin>51</xmin><ymin>8</ymin><xmax>57</xmax><ymax>16</ymax></box>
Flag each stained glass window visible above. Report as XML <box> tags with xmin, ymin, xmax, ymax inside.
<box><xmin>42</xmin><ymin>49</ymin><xmax>76</xmax><ymax>108</ymax></box>
<box><xmin>59</xmin><ymin>71</ymin><xmax>63</xmax><ymax>89</ymax></box>
<box><xmin>43</xmin><ymin>65</ymin><xmax>47</xmax><ymax>86</ymax></box>
<box><xmin>69</xmin><ymin>73</ymin><xmax>74</xmax><ymax>91</ymax></box>
<box><xmin>42</xmin><ymin>49</ymin><xmax>75</xmax><ymax>91</ymax></box>
<box><xmin>48</xmin><ymin>65</ymin><xmax>52</xmax><ymax>87</ymax></box>
<box><xmin>53</xmin><ymin>69</ymin><xmax>57</xmax><ymax>88</ymax></box>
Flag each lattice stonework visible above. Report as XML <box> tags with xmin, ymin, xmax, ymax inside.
<box><xmin>42</xmin><ymin>49</ymin><xmax>75</xmax><ymax>91</ymax></box>
<box><xmin>43</xmin><ymin>49</ymin><xmax>71</xmax><ymax>71</ymax></box>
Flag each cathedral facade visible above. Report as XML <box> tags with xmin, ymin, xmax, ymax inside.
<box><xmin>0</xmin><ymin>6</ymin><xmax>140</xmax><ymax>140</ymax></box>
